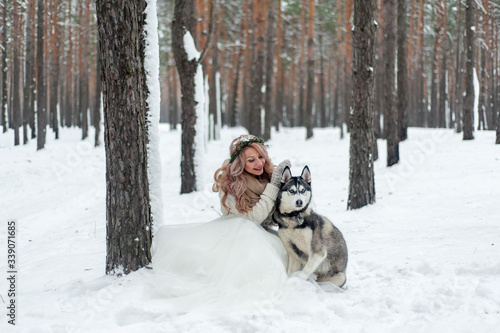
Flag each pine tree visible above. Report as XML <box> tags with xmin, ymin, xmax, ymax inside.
<box><xmin>96</xmin><ymin>0</ymin><xmax>153</xmax><ymax>274</ymax></box>
<box><xmin>463</xmin><ymin>0</ymin><xmax>475</xmax><ymax>140</ymax></box>
<box><xmin>305</xmin><ymin>0</ymin><xmax>315</xmax><ymax>139</ymax></box>
<box><xmin>23</xmin><ymin>0</ymin><xmax>36</xmax><ymax>142</ymax></box>
<box><xmin>248</xmin><ymin>0</ymin><xmax>266</xmax><ymax>137</ymax></box>
<box><xmin>383</xmin><ymin>0</ymin><xmax>399</xmax><ymax>166</ymax></box>
<box><xmin>36</xmin><ymin>0</ymin><xmax>47</xmax><ymax>150</ymax></box>
<box><xmin>0</xmin><ymin>0</ymin><xmax>7</xmax><ymax>134</ymax></box>
<box><xmin>12</xmin><ymin>0</ymin><xmax>21</xmax><ymax>146</ymax></box>
<box><xmin>263</xmin><ymin>0</ymin><xmax>274</xmax><ymax>141</ymax></box>
<box><xmin>397</xmin><ymin>0</ymin><xmax>408</xmax><ymax>141</ymax></box>
<box><xmin>172</xmin><ymin>0</ymin><xmax>207</xmax><ymax>193</ymax></box>
<box><xmin>348</xmin><ymin>0</ymin><xmax>376</xmax><ymax>209</ymax></box>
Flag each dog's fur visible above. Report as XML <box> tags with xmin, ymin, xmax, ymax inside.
<box><xmin>272</xmin><ymin>166</ymin><xmax>348</xmax><ymax>287</ymax></box>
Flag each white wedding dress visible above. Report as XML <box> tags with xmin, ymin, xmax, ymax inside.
<box><xmin>152</xmin><ymin>214</ymin><xmax>340</xmax><ymax>315</ymax></box>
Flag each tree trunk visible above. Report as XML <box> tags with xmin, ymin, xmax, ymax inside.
<box><xmin>227</xmin><ymin>43</ymin><xmax>241</xmax><ymax>127</ymax></box>
<box><xmin>397</xmin><ymin>0</ymin><xmax>408</xmax><ymax>141</ymax></box>
<box><xmin>383</xmin><ymin>0</ymin><xmax>399</xmax><ymax>166</ymax></box>
<box><xmin>170</xmin><ymin>64</ymin><xmax>180</xmax><ymax>129</ymax></box>
<box><xmin>454</xmin><ymin>0</ymin><xmax>464</xmax><ymax>133</ymax></box>
<box><xmin>297</xmin><ymin>0</ymin><xmax>307</xmax><ymax>127</ymax></box>
<box><xmin>172</xmin><ymin>0</ymin><xmax>199</xmax><ymax>193</ymax></box>
<box><xmin>318</xmin><ymin>33</ymin><xmax>326</xmax><ymax>128</ymax></box>
<box><xmin>49</xmin><ymin>0</ymin><xmax>61</xmax><ymax>140</ymax></box>
<box><xmin>73</xmin><ymin>10</ymin><xmax>81</xmax><ymax>129</ymax></box>
<box><xmin>37</xmin><ymin>0</ymin><xmax>47</xmax><ymax>150</ymax></box>
<box><xmin>65</xmin><ymin>0</ymin><xmax>74</xmax><ymax>128</ymax></box>
<box><xmin>194</xmin><ymin>0</ymin><xmax>208</xmax><ymax>55</ymax></box>
<box><xmin>208</xmin><ymin>5</ymin><xmax>219</xmax><ymax>140</ymax></box>
<box><xmin>478</xmin><ymin>47</ymin><xmax>486</xmax><ymax>130</ymax></box>
<box><xmin>343</xmin><ymin>0</ymin><xmax>353</xmax><ymax>133</ymax></box>
<box><xmin>335</xmin><ymin>0</ymin><xmax>344</xmax><ymax>136</ymax></box>
<box><xmin>407</xmin><ymin>0</ymin><xmax>417</xmax><ymax>127</ymax></box>
<box><xmin>274</xmin><ymin>0</ymin><xmax>283</xmax><ymax>131</ymax></box>
<box><xmin>429</xmin><ymin>3</ymin><xmax>440</xmax><ymax>128</ymax></box>
<box><xmin>479</xmin><ymin>0</ymin><xmax>492</xmax><ymax>130</ymax></box>
<box><xmin>348</xmin><ymin>0</ymin><xmax>376</xmax><ymax>210</ymax></box>
<box><xmin>463</xmin><ymin>0</ymin><xmax>475</xmax><ymax>140</ymax></box>
<box><xmin>80</xmin><ymin>0</ymin><xmax>90</xmax><ymax>140</ymax></box>
<box><xmin>12</xmin><ymin>0</ymin><xmax>21</xmax><ymax>146</ymax></box>
<box><xmin>305</xmin><ymin>0</ymin><xmax>315</xmax><ymax>139</ymax></box>
<box><xmin>166</xmin><ymin>55</ymin><xmax>174</xmax><ymax>127</ymax></box>
<box><xmin>288</xmin><ymin>25</ymin><xmax>297</xmax><ymax>127</ymax></box>
<box><xmin>373</xmin><ymin>0</ymin><xmax>383</xmax><ymax>139</ymax></box>
<box><xmin>417</xmin><ymin>0</ymin><xmax>426</xmax><ymax>127</ymax></box>
<box><xmin>438</xmin><ymin>0</ymin><xmax>447</xmax><ymax>129</ymax></box>
<box><xmin>93</xmin><ymin>41</ymin><xmax>102</xmax><ymax>147</ymax></box>
<box><xmin>263</xmin><ymin>0</ymin><xmax>274</xmax><ymax>141</ymax></box>
<box><xmin>248</xmin><ymin>0</ymin><xmax>265</xmax><ymax>136</ymax></box>
<box><xmin>485</xmin><ymin>0</ymin><xmax>494</xmax><ymax>131</ymax></box>
<box><xmin>96</xmin><ymin>0</ymin><xmax>153</xmax><ymax>275</ymax></box>
<box><xmin>241</xmin><ymin>0</ymin><xmax>251</xmax><ymax>128</ymax></box>
<box><xmin>23</xmin><ymin>0</ymin><xmax>37</xmax><ymax>141</ymax></box>
<box><xmin>1</xmin><ymin>0</ymin><xmax>8</xmax><ymax>134</ymax></box>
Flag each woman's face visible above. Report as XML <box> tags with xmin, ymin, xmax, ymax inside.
<box><xmin>243</xmin><ymin>147</ymin><xmax>265</xmax><ymax>176</ymax></box>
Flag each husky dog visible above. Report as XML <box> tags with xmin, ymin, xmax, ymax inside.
<box><xmin>272</xmin><ymin>166</ymin><xmax>348</xmax><ymax>287</ymax></box>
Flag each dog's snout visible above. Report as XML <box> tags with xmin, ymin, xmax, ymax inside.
<box><xmin>296</xmin><ymin>199</ymin><xmax>303</xmax><ymax>207</ymax></box>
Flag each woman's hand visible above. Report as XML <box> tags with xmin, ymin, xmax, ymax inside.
<box><xmin>270</xmin><ymin>160</ymin><xmax>291</xmax><ymax>187</ymax></box>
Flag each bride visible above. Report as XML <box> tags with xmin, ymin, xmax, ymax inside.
<box><xmin>152</xmin><ymin>135</ymin><xmax>334</xmax><ymax>314</ymax></box>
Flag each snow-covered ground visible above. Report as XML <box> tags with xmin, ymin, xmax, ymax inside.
<box><xmin>1</xmin><ymin>125</ymin><xmax>499</xmax><ymax>332</ymax></box>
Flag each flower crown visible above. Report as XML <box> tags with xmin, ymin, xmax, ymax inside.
<box><xmin>229</xmin><ymin>137</ymin><xmax>265</xmax><ymax>163</ymax></box>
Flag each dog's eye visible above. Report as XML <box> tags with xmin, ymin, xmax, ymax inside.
<box><xmin>300</xmin><ymin>189</ymin><xmax>306</xmax><ymax>194</ymax></box>
<box><xmin>288</xmin><ymin>189</ymin><xmax>296</xmax><ymax>194</ymax></box>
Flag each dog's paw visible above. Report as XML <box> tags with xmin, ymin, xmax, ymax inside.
<box><xmin>295</xmin><ymin>271</ymin><xmax>309</xmax><ymax>280</ymax></box>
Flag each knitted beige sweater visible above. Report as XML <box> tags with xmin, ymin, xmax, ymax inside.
<box><xmin>219</xmin><ymin>183</ymin><xmax>279</xmax><ymax>224</ymax></box>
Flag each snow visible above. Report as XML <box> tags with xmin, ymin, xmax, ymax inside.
<box><xmin>1</xmin><ymin>126</ymin><xmax>499</xmax><ymax>332</ymax></box>
<box><xmin>193</xmin><ymin>57</ymin><xmax>206</xmax><ymax>192</ymax></box>
<box><xmin>473</xmin><ymin>67</ymin><xmax>480</xmax><ymax>131</ymax></box>
<box><xmin>181</xmin><ymin>30</ymin><xmax>207</xmax><ymax>191</ymax></box>
<box><xmin>183</xmin><ymin>31</ymin><xmax>200</xmax><ymax>62</ymax></box>
<box><xmin>143</xmin><ymin>0</ymin><xmax>163</xmax><ymax>231</ymax></box>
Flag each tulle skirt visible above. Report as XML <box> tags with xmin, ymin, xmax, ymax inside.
<box><xmin>152</xmin><ymin>216</ymin><xmax>339</xmax><ymax>315</ymax></box>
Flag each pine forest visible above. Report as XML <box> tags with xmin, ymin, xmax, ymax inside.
<box><xmin>1</xmin><ymin>0</ymin><xmax>499</xmax><ymax>155</ymax></box>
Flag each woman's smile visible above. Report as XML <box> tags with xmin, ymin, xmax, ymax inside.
<box><xmin>244</xmin><ymin>147</ymin><xmax>265</xmax><ymax>176</ymax></box>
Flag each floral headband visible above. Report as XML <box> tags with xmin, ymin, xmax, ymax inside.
<box><xmin>229</xmin><ymin>137</ymin><xmax>265</xmax><ymax>163</ymax></box>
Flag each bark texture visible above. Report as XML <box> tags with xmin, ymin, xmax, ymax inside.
<box><xmin>383</xmin><ymin>0</ymin><xmax>399</xmax><ymax>166</ymax></box>
<box><xmin>0</xmin><ymin>0</ymin><xmax>7</xmax><ymax>134</ymax></box>
<box><xmin>348</xmin><ymin>0</ymin><xmax>376</xmax><ymax>209</ymax></box>
<box><xmin>248</xmin><ymin>0</ymin><xmax>266</xmax><ymax>136</ymax></box>
<box><xmin>463</xmin><ymin>0</ymin><xmax>475</xmax><ymax>140</ymax></box>
<box><xmin>172</xmin><ymin>0</ymin><xmax>198</xmax><ymax>193</ymax></box>
<box><xmin>397</xmin><ymin>0</ymin><xmax>408</xmax><ymax>141</ymax></box>
<box><xmin>263</xmin><ymin>0</ymin><xmax>274</xmax><ymax>141</ymax></box>
<box><xmin>305</xmin><ymin>0</ymin><xmax>315</xmax><ymax>139</ymax></box>
<box><xmin>23</xmin><ymin>0</ymin><xmax>37</xmax><ymax>141</ymax></box>
<box><xmin>96</xmin><ymin>0</ymin><xmax>152</xmax><ymax>275</ymax></box>
<box><xmin>37</xmin><ymin>0</ymin><xmax>47</xmax><ymax>150</ymax></box>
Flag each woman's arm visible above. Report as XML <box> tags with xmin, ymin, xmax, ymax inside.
<box><xmin>219</xmin><ymin>159</ymin><xmax>290</xmax><ymax>224</ymax></box>
<box><xmin>220</xmin><ymin>183</ymin><xmax>279</xmax><ymax>224</ymax></box>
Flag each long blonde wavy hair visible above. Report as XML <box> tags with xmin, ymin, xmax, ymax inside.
<box><xmin>213</xmin><ymin>135</ymin><xmax>274</xmax><ymax>214</ymax></box>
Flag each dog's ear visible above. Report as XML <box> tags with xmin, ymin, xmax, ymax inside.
<box><xmin>301</xmin><ymin>166</ymin><xmax>311</xmax><ymax>184</ymax></box>
<box><xmin>281</xmin><ymin>166</ymin><xmax>292</xmax><ymax>184</ymax></box>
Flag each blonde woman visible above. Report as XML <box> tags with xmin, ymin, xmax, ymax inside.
<box><xmin>213</xmin><ymin>134</ymin><xmax>290</xmax><ymax>225</ymax></box>
<box><xmin>153</xmin><ymin>134</ymin><xmax>292</xmax><ymax>314</ymax></box>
